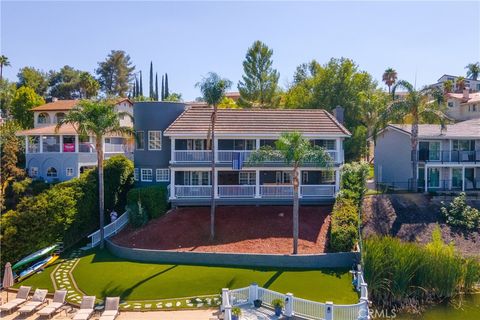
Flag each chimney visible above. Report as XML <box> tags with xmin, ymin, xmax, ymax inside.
<box><xmin>333</xmin><ymin>106</ymin><xmax>344</xmax><ymax>124</ymax></box>
<box><xmin>463</xmin><ymin>88</ymin><xmax>470</xmax><ymax>100</ymax></box>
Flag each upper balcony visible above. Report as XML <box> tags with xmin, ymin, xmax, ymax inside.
<box><xmin>413</xmin><ymin>150</ymin><xmax>480</xmax><ymax>163</ymax></box>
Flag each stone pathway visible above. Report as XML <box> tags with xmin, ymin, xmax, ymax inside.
<box><xmin>51</xmin><ymin>250</ymin><xmax>84</xmax><ymax>304</ymax></box>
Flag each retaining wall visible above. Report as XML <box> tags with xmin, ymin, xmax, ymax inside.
<box><xmin>106</xmin><ymin>240</ymin><xmax>359</xmax><ymax>268</ymax></box>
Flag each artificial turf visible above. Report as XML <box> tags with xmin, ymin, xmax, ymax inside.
<box><xmin>72</xmin><ymin>249</ymin><xmax>358</xmax><ymax>304</ymax></box>
<box><xmin>13</xmin><ymin>262</ymin><xmax>57</xmax><ymax>292</ymax></box>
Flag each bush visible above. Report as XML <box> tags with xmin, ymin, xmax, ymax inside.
<box><xmin>126</xmin><ymin>185</ymin><xmax>169</xmax><ymax>227</ymax></box>
<box><xmin>127</xmin><ymin>199</ymin><xmax>149</xmax><ymax>228</ymax></box>
<box><xmin>441</xmin><ymin>193</ymin><xmax>480</xmax><ymax>230</ymax></box>
<box><xmin>330</xmin><ymin>197</ymin><xmax>359</xmax><ymax>252</ymax></box>
<box><xmin>338</xmin><ymin>162</ymin><xmax>369</xmax><ymax>206</ymax></box>
<box><xmin>363</xmin><ymin>228</ymin><xmax>480</xmax><ymax>308</ymax></box>
<box><xmin>0</xmin><ymin>156</ymin><xmax>134</xmax><ymax>265</ymax></box>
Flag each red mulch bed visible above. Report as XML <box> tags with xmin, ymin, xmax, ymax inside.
<box><xmin>112</xmin><ymin>206</ymin><xmax>331</xmax><ymax>254</ymax></box>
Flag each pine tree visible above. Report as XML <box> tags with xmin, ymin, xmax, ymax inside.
<box><xmin>161</xmin><ymin>75</ymin><xmax>165</xmax><ymax>101</ymax></box>
<box><xmin>238</xmin><ymin>40</ymin><xmax>280</xmax><ymax>108</ymax></box>
<box><xmin>139</xmin><ymin>71</ymin><xmax>143</xmax><ymax>96</ymax></box>
<box><xmin>96</xmin><ymin>50</ymin><xmax>135</xmax><ymax>97</ymax></box>
<box><xmin>155</xmin><ymin>73</ymin><xmax>159</xmax><ymax>101</ymax></box>
<box><xmin>149</xmin><ymin>61</ymin><xmax>154</xmax><ymax>99</ymax></box>
<box><xmin>165</xmin><ymin>73</ymin><xmax>169</xmax><ymax>98</ymax></box>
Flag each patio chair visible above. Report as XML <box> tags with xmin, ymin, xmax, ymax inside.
<box><xmin>0</xmin><ymin>286</ymin><xmax>31</xmax><ymax>313</ymax></box>
<box><xmin>72</xmin><ymin>295</ymin><xmax>96</xmax><ymax>320</ymax></box>
<box><xmin>99</xmin><ymin>297</ymin><xmax>120</xmax><ymax>320</ymax></box>
<box><xmin>18</xmin><ymin>288</ymin><xmax>48</xmax><ymax>315</ymax></box>
<box><xmin>37</xmin><ymin>289</ymin><xmax>67</xmax><ymax>318</ymax></box>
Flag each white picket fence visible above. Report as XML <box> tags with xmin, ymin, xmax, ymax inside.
<box><xmin>87</xmin><ymin>211</ymin><xmax>129</xmax><ymax>247</ymax></box>
<box><xmin>221</xmin><ymin>268</ymin><xmax>369</xmax><ymax>320</ymax></box>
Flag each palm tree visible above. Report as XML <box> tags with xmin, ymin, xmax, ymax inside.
<box><xmin>56</xmin><ymin>100</ymin><xmax>134</xmax><ymax>249</ymax></box>
<box><xmin>195</xmin><ymin>73</ymin><xmax>232</xmax><ymax>240</ymax></box>
<box><xmin>248</xmin><ymin>132</ymin><xmax>331</xmax><ymax>254</ymax></box>
<box><xmin>443</xmin><ymin>80</ymin><xmax>453</xmax><ymax>94</ymax></box>
<box><xmin>387</xmin><ymin>80</ymin><xmax>446</xmax><ymax>191</ymax></box>
<box><xmin>382</xmin><ymin>68</ymin><xmax>397</xmax><ymax>93</ymax></box>
<box><xmin>465</xmin><ymin>62</ymin><xmax>480</xmax><ymax>80</ymax></box>
<box><xmin>0</xmin><ymin>55</ymin><xmax>11</xmax><ymax>81</ymax></box>
<box><xmin>455</xmin><ymin>76</ymin><xmax>466</xmax><ymax>92</ymax></box>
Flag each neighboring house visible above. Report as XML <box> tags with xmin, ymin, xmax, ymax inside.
<box><xmin>17</xmin><ymin>98</ymin><xmax>134</xmax><ymax>182</ymax></box>
<box><xmin>374</xmin><ymin>119</ymin><xmax>480</xmax><ymax>192</ymax></box>
<box><xmin>432</xmin><ymin>74</ymin><xmax>480</xmax><ymax>93</ymax></box>
<box><xmin>161</xmin><ymin>107</ymin><xmax>350</xmax><ymax>206</ymax></box>
<box><xmin>445</xmin><ymin>90</ymin><xmax>480</xmax><ymax>121</ymax></box>
<box><xmin>133</xmin><ymin>101</ymin><xmax>187</xmax><ymax>187</ymax></box>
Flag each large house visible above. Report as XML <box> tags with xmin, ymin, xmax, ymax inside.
<box><xmin>148</xmin><ymin>106</ymin><xmax>350</xmax><ymax>206</ymax></box>
<box><xmin>445</xmin><ymin>90</ymin><xmax>480</xmax><ymax>121</ymax></box>
<box><xmin>432</xmin><ymin>74</ymin><xmax>480</xmax><ymax>93</ymax></box>
<box><xmin>374</xmin><ymin>119</ymin><xmax>480</xmax><ymax>192</ymax></box>
<box><xmin>18</xmin><ymin>98</ymin><xmax>134</xmax><ymax>182</ymax></box>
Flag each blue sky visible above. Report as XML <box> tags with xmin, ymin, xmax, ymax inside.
<box><xmin>1</xmin><ymin>1</ymin><xmax>479</xmax><ymax>100</ymax></box>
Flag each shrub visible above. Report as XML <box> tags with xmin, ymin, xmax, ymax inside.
<box><xmin>127</xmin><ymin>199</ymin><xmax>149</xmax><ymax>228</ymax></box>
<box><xmin>271</xmin><ymin>299</ymin><xmax>284</xmax><ymax>308</ymax></box>
<box><xmin>441</xmin><ymin>193</ymin><xmax>480</xmax><ymax>230</ymax></box>
<box><xmin>338</xmin><ymin>162</ymin><xmax>369</xmax><ymax>206</ymax></box>
<box><xmin>126</xmin><ymin>185</ymin><xmax>168</xmax><ymax>225</ymax></box>
<box><xmin>330</xmin><ymin>197</ymin><xmax>359</xmax><ymax>252</ymax></box>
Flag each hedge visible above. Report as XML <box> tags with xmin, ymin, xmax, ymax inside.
<box><xmin>329</xmin><ymin>197</ymin><xmax>359</xmax><ymax>252</ymax></box>
<box><xmin>0</xmin><ymin>155</ymin><xmax>134</xmax><ymax>266</ymax></box>
<box><xmin>126</xmin><ymin>185</ymin><xmax>169</xmax><ymax>228</ymax></box>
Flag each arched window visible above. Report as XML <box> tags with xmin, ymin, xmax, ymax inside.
<box><xmin>38</xmin><ymin>113</ymin><xmax>50</xmax><ymax>124</ymax></box>
<box><xmin>46</xmin><ymin>167</ymin><xmax>57</xmax><ymax>177</ymax></box>
<box><xmin>55</xmin><ymin>112</ymin><xmax>66</xmax><ymax>123</ymax></box>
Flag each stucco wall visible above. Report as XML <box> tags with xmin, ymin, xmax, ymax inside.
<box><xmin>106</xmin><ymin>240</ymin><xmax>359</xmax><ymax>268</ymax></box>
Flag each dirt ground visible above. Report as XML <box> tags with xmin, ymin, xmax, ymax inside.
<box><xmin>362</xmin><ymin>194</ymin><xmax>480</xmax><ymax>257</ymax></box>
<box><xmin>112</xmin><ymin>206</ymin><xmax>331</xmax><ymax>254</ymax></box>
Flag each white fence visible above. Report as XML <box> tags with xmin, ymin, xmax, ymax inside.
<box><xmin>218</xmin><ymin>185</ymin><xmax>256</xmax><ymax>198</ymax></box>
<box><xmin>88</xmin><ymin>211</ymin><xmax>129</xmax><ymax>247</ymax></box>
<box><xmin>260</xmin><ymin>185</ymin><xmax>293</xmax><ymax>198</ymax></box>
<box><xmin>217</xmin><ymin>150</ymin><xmax>253</xmax><ymax>162</ymax></box>
<box><xmin>301</xmin><ymin>185</ymin><xmax>336</xmax><ymax>197</ymax></box>
<box><xmin>173</xmin><ymin>150</ymin><xmax>212</xmax><ymax>162</ymax></box>
<box><xmin>221</xmin><ymin>269</ymin><xmax>369</xmax><ymax>320</ymax></box>
<box><xmin>175</xmin><ymin>185</ymin><xmax>212</xmax><ymax>197</ymax></box>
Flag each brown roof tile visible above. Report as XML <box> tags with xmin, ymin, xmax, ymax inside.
<box><xmin>31</xmin><ymin>98</ymin><xmax>132</xmax><ymax>112</ymax></box>
<box><xmin>17</xmin><ymin>124</ymin><xmax>78</xmax><ymax>135</ymax></box>
<box><xmin>164</xmin><ymin>107</ymin><xmax>351</xmax><ymax>136</ymax></box>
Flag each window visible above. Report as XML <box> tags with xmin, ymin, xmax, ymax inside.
<box><xmin>30</xmin><ymin>167</ymin><xmax>38</xmax><ymax>178</ymax></box>
<box><xmin>188</xmin><ymin>171</ymin><xmax>210</xmax><ymax>185</ymax></box>
<box><xmin>313</xmin><ymin>140</ymin><xmax>336</xmax><ymax>150</ymax></box>
<box><xmin>63</xmin><ymin>135</ymin><xmax>76</xmax><ymax>152</ymax></box>
<box><xmin>55</xmin><ymin>112</ymin><xmax>66</xmax><ymax>123</ymax></box>
<box><xmin>66</xmin><ymin>167</ymin><xmax>74</xmax><ymax>176</ymax></box>
<box><xmin>187</xmin><ymin>139</ymin><xmax>205</xmax><ymax>150</ymax></box>
<box><xmin>302</xmin><ymin>171</ymin><xmax>309</xmax><ymax>184</ymax></box>
<box><xmin>136</xmin><ymin>131</ymin><xmax>145</xmax><ymax>150</ymax></box>
<box><xmin>320</xmin><ymin>171</ymin><xmax>335</xmax><ymax>183</ymax></box>
<box><xmin>37</xmin><ymin>112</ymin><xmax>50</xmax><ymax>124</ymax></box>
<box><xmin>447</xmin><ymin>102</ymin><xmax>454</xmax><ymax>108</ymax></box>
<box><xmin>148</xmin><ymin>131</ymin><xmax>162</xmax><ymax>150</ymax></box>
<box><xmin>46</xmin><ymin>167</ymin><xmax>57</xmax><ymax>177</ymax></box>
<box><xmin>452</xmin><ymin>140</ymin><xmax>475</xmax><ymax>151</ymax></box>
<box><xmin>134</xmin><ymin>168</ymin><xmax>139</xmax><ymax>181</ymax></box>
<box><xmin>239</xmin><ymin>171</ymin><xmax>256</xmax><ymax>185</ymax></box>
<box><xmin>156</xmin><ymin>169</ymin><xmax>170</xmax><ymax>182</ymax></box>
<box><xmin>42</xmin><ymin>135</ymin><xmax>60</xmax><ymax>152</ymax></box>
<box><xmin>276</xmin><ymin>171</ymin><xmax>292</xmax><ymax>184</ymax></box>
<box><xmin>141</xmin><ymin>168</ymin><xmax>153</xmax><ymax>182</ymax></box>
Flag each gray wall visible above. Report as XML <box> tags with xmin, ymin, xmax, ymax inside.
<box><xmin>107</xmin><ymin>240</ymin><xmax>359</xmax><ymax>268</ymax></box>
<box><xmin>133</xmin><ymin>102</ymin><xmax>187</xmax><ymax>186</ymax></box>
<box><xmin>26</xmin><ymin>153</ymin><xmax>97</xmax><ymax>182</ymax></box>
<box><xmin>374</xmin><ymin>128</ymin><xmax>412</xmax><ymax>185</ymax></box>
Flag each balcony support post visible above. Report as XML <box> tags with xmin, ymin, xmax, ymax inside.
<box><xmin>255</xmin><ymin>169</ymin><xmax>261</xmax><ymax>198</ymax></box>
<box><xmin>25</xmin><ymin>136</ymin><xmax>29</xmax><ymax>154</ymax></box>
<box><xmin>424</xmin><ymin>165</ymin><xmax>428</xmax><ymax>193</ymax></box>
<box><xmin>462</xmin><ymin>166</ymin><xmax>465</xmax><ymax>192</ymax></box>
<box><xmin>39</xmin><ymin>135</ymin><xmax>43</xmax><ymax>153</ymax></box>
<box><xmin>60</xmin><ymin>135</ymin><xmax>63</xmax><ymax>153</ymax></box>
<box><xmin>171</xmin><ymin>138</ymin><xmax>175</xmax><ymax>163</ymax></box>
<box><xmin>170</xmin><ymin>168</ymin><xmax>176</xmax><ymax>199</ymax></box>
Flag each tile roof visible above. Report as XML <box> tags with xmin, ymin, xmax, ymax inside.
<box><xmin>447</xmin><ymin>92</ymin><xmax>480</xmax><ymax>104</ymax></box>
<box><xmin>31</xmin><ymin>98</ymin><xmax>133</xmax><ymax>111</ymax></box>
<box><xmin>17</xmin><ymin>124</ymin><xmax>78</xmax><ymax>135</ymax></box>
<box><xmin>389</xmin><ymin>118</ymin><xmax>480</xmax><ymax>139</ymax></box>
<box><xmin>164</xmin><ymin>107</ymin><xmax>351</xmax><ymax>136</ymax></box>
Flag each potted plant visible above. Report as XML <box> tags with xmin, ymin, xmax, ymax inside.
<box><xmin>232</xmin><ymin>306</ymin><xmax>241</xmax><ymax>320</ymax></box>
<box><xmin>271</xmin><ymin>298</ymin><xmax>284</xmax><ymax>316</ymax></box>
<box><xmin>253</xmin><ymin>299</ymin><xmax>262</xmax><ymax>308</ymax></box>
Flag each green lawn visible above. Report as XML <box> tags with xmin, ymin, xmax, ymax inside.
<box><xmin>72</xmin><ymin>250</ymin><xmax>358</xmax><ymax>304</ymax></box>
<box><xmin>13</xmin><ymin>262</ymin><xmax>58</xmax><ymax>292</ymax></box>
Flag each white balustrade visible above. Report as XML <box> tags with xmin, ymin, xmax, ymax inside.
<box><xmin>260</xmin><ymin>185</ymin><xmax>293</xmax><ymax>198</ymax></box>
<box><xmin>173</xmin><ymin>150</ymin><xmax>213</xmax><ymax>162</ymax></box>
<box><xmin>228</xmin><ymin>287</ymin><xmax>250</xmax><ymax>306</ymax></box>
<box><xmin>257</xmin><ymin>288</ymin><xmax>285</xmax><ymax>307</ymax></box>
<box><xmin>333</xmin><ymin>302</ymin><xmax>367</xmax><ymax>320</ymax></box>
<box><xmin>104</xmin><ymin>144</ymin><xmax>126</xmax><ymax>153</ymax></box>
<box><xmin>88</xmin><ymin>211</ymin><xmax>129</xmax><ymax>247</ymax></box>
<box><xmin>175</xmin><ymin>185</ymin><xmax>212</xmax><ymax>198</ymax></box>
<box><xmin>217</xmin><ymin>150</ymin><xmax>253</xmax><ymax>162</ymax></box>
<box><xmin>218</xmin><ymin>185</ymin><xmax>256</xmax><ymax>198</ymax></box>
<box><xmin>293</xmin><ymin>296</ymin><xmax>326</xmax><ymax>320</ymax></box>
<box><xmin>300</xmin><ymin>185</ymin><xmax>336</xmax><ymax>197</ymax></box>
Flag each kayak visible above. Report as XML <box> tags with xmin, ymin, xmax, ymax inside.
<box><xmin>12</xmin><ymin>244</ymin><xmax>58</xmax><ymax>270</ymax></box>
<box><xmin>44</xmin><ymin>255</ymin><xmax>59</xmax><ymax>268</ymax></box>
<box><xmin>17</xmin><ymin>255</ymin><xmax>54</xmax><ymax>281</ymax></box>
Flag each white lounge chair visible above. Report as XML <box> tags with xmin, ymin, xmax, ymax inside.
<box><xmin>99</xmin><ymin>297</ymin><xmax>120</xmax><ymax>320</ymax></box>
<box><xmin>72</xmin><ymin>295</ymin><xmax>96</xmax><ymax>320</ymax></box>
<box><xmin>37</xmin><ymin>289</ymin><xmax>67</xmax><ymax>318</ymax></box>
<box><xmin>0</xmin><ymin>286</ymin><xmax>31</xmax><ymax>313</ymax></box>
<box><xmin>18</xmin><ymin>288</ymin><xmax>48</xmax><ymax>315</ymax></box>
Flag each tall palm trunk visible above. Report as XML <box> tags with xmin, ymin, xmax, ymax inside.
<box><xmin>292</xmin><ymin>165</ymin><xmax>299</xmax><ymax>254</ymax></box>
<box><xmin>96</xmin><ymin>138</ymin><xmax>105</xmax><ymax>249</ymax></box>
<box><xmin>411</xmin><ymin>118</ymin><xmax>419</xmax><ymax>192</ymax></box>
<box><xmin>210</xmin><ymin>106</ymin><xmax>217</xmax><ymax>240</ymax></box>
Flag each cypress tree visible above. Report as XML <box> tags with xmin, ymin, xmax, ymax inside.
<box><xmin>132</xmin><ymin>80</ymin><xmax>136</xmax><ymax>97</ymax></box>
<box><xmin>161</xmin><ymin>75</ymin><xmax>165</xmax><ymax>101</ymax></box>
<box><xmin>139</xmin><ymin>71</ymin><xmax>143</xmax><ymax>96</ymax></box>
<box><xmin>149</xmin><ymin>61</ymin><xmax>154</xmax><ymax>99</ymax></box>
<box><xmin>165</xmin><ymin>73</ymin><xmax>169</xmax><ymax>98</ymax></box>
<box><xmin>135</xmin><ymin>76</ymin><xmax>140</xmax><ymax>97</ymax></box>
<box><xmin>155</xmin><ymin>73</ymin><xmax>159</xmax><ymax>101</ymax></box>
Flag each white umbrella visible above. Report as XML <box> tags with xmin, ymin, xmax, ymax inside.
<box><xmin>2</xmin><ymin>262</ymin><xmax>14</xmax><ymax>302</ymax></box>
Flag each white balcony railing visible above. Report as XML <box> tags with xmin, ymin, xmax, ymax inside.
<box><xmin>301</xmin><ymin>185</ymin><xmax>336</xmax><ymax>197</ymax></box>
<box><xmin>104</xmin><ymin>144</ymin><xmax>127</xmax><ymax>153</ymax></box>
<box><xmin>218</xmin><ymin>185</ymin><xmax>256</xmax><ymax>198</ymax></box>
<box><xmin>173</xmin><ymin>150</ymin><xmax>212</xmax><ymax>162</ymax></box>
<box><xmin>175</xmin><ymin>185</ymin><xmax>212</xmax><ymax>197</ymax></box>
<box><xmin>217</xmin><ymin>150</ymin><xmax>253</xmax><ymax>162</ymax></box>
<box><xmin>260</xmin><ymin>185</ymin><xmax>294</xmax><ymax>198</ymax></box>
